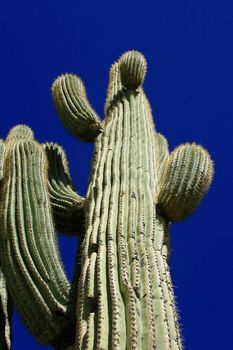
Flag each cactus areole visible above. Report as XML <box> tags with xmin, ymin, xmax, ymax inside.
<box><xmin>0</xmin><ymin>51</ymin><xmax>213</xmax><ymax>349</ymax></box>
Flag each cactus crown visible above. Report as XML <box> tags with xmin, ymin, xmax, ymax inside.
<box><xmin>6</xmin><ymin>124</ymin><xmax>34</xmax><ymax>142</ymax></box>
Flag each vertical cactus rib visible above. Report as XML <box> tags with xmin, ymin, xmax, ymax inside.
<box><xmin>0</xmin><ymin>139</ymin><xmax>6</xmax><ymax>179</ymax></box>
<box><xmin>43</xmin><ymin>142</ymin><xmax>85</xmax><ymax>234</ymax></box>
<box><xmin>93</xmin><ymin>119</ymin><xmax>114</xmax><ymax>350</ymax></box>
<box><xmin>75</xmin><ymin>136</ymin><xmax>102</xmax><ymax>348</ymax></box>
<box><xmin>117</xmin><ymin>95</ymin><xmax>134</xmax><ymax>349</ymax></box>
<box><xmin>75</xmin><ymin>129</ymin><xmax>109</xmax><ymax>348</ymax></box>
<box><xmin>140</xmin><ymin>93</ymin><xmax>182</xmax><ymax>349</ymax></box>
<box><xmin>135</xmin><ymin>92</ymin><xmax>157</xmax><ymax>349</ymax></box>
<box><xmin>157</xmin><ymin>132</ymin><xmax>170</xmax><ymax>185</ymax></box>
<box><xmin>141</xmin><ymin>91</ymin><xmax>170</xmax><ymax>348</ymax></box>
<box><xmin>105</xmin><ymin>106</ymin><xmax>125</xmax><ymax>349</ymax></box>
<box><xmin>128</xmin><ymin>93</ymin><xmax>140</xmax><ymax>294</ymax></box>
<box><xmin>0</xmin><ymin>264</ymin><xmax>13</xmax><ymax>350</ymax></box>
<box><xmin>52</xmin><ymin>74</ymin><xmax>103</xmax><ymax>142</ymax></box>
<box><xmin>0</xmin><ymin>139</ymin><xmax>12</xmax><ymax>350</ymax></box>
<box><xmin>0</xmin><ymin>130</ymin><xmax>72</xmax><ymax>346</ymax></box>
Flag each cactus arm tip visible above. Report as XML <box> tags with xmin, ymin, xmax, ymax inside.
<box><xmin>52</xmin><ymin>74</ymin><xmax>103</xmax><ymax>142</ymax></box>
<box><xmin>5</xmin><ymin>124</ymin><xmax>34</xmax><ymax>143</ymax></box>
<box><xmin>158</xmin><ymin>142</ymin><xmax>214</xmax><ymax>222</ymax></box>
<box><xmin>119</xmin><ymin>50</ymin><xmax>147</xmax><ymax>90</ymax></box>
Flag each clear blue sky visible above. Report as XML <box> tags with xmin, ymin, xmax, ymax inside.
<box><xmin>0</xmin><ymin>0</ymin><xmax>232</xmax><ymax>349</ymax></box>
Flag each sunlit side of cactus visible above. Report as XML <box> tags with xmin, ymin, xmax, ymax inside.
<box><xmin>0</xmin><ymin>51</ymin><xmax>213</xmax><ymax>349</ymax></box>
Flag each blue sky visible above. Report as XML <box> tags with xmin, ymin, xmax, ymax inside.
<box><xmin>0</xmin><ymin>0</ymin><xmax>232</xmax><ymax>349</ymax></box>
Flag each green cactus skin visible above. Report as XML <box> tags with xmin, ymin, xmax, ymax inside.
<box><xmin>52</xmin><ymin>74</ymin><xmax>103</xmax><ymax>142</ymax></box>
<box><xmin>74</xmin><ymin>53</ymin><xmax>181</xmax><ymax>350</ymax></box>
<box><xmin>43</xmin><ymin>142</ymin><xmax>85</xmax><ymax>235</ymax></box>
<box><xmin>52</xmin><ymin>51</ymin><xmax>213</xmax><ymax>349</ymax></box>
<box><xmin>119</xmin><ymin>50</ymin><xmax>147</xmax><ymax>90</ymax></box>
<box><xmin>156</xmin><ymin>132</ymin><xmax>170</xmax><ymax>184</ymax></box>
<box><xmin>0</xmin><ymin>51</ymin><xmax>214</xmax><ymax>349</ymax></box>
<box><xmin>0</xmin><ymin>266</ymin><xmax>12</xmax><ymax>350</ymax></box>
<box><xmin>0</xmin><ymin>265</ymin><xmax>13</xmax><ymax>350</ymax></box>
<box><xmin>158</xmin><ymin>143</ymin><xmax>213</xmax><ymax>222</ymax></box>
<box><xmin>0</xmin><ymin>140</ymin><xmax>6</xmax><ymax>179</ymax></box>
<box><xmin>0</xmin><ymin>126</ymin><xmax>74</xmax><ymax>347</ymax></box>
<box><xmin>0</xmin><ymin>139</ymin><xmax>13</xmax><ymax>350</ymax></box>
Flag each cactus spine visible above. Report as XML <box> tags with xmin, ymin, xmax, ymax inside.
<box><xmin>0</xmin><ymin>51</ymin><xmax>213</xmax><ymax>349</ymax></box>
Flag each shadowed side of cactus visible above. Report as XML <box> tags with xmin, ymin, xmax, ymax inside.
<box><xmin>52</xmin><ymin>50</ymin><xmax>214</xmax><ymax>349</ymax></box>
<box><xmin>43</xmin><ymin>142</ymin><xmax>85</xmax><ymax>235</ymax></box>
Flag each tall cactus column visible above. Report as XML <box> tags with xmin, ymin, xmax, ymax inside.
<box><xmin>52</xmin><ymin>51</ymin><xmax>213</xmax><ymax>350</ymax></box>
<box><xmin>0</xmin><ymin>126</ymin><xmax>85</xmax><ymax>349</ymax></box>
<box><xmin>76</xmin><ymin>55</ymin><xmax>182</xmax><ymax>349</ymax></box>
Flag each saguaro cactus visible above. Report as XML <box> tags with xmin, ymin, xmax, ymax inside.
<box><xmin>0</xmin><ymin>51</ymin><xmax>213</xmax><ymax>349</ymax></box>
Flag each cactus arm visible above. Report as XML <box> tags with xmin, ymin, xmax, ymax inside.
<box><xmin>52</xmin><ymin>74</ymin><xmax>103</xmax><ymax>142</ymax></box>
<box><xmin>158</xmin><ymin>143</ymin><xmax>214</xmax><ymax>222</ymax></box>
<box><xmin>0</xmin><ymin>126</ymin><xmax>74</xmax><ymax>347</ymax></box>
<box><xmin>43</xmin><ymin>142</ymin><xmax>85</xmax><ymax>235</ymax></box>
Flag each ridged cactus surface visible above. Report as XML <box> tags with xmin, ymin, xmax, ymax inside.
<box><xmin>0</xmin><ymin>51</ymin><xmax>213</xmax><ymax>349</ymax></box>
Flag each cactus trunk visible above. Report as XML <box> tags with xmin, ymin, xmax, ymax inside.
<box><xmin>76</xmin><ymin>89</ymin><xmax>181</xmax><ymax>349</ymax></box>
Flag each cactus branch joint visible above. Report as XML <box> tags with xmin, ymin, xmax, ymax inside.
<box><xmin>0</xmin><ymin>51</ymin><xmax>213</xmax><ymax>349</ymax></box>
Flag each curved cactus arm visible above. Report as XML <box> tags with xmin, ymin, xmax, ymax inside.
<box><xmin>52</xmin><ymin>74</ymin><xmax>103</xmax><ymax>142</ymax></box>
<box><xmin>0</xmin><ymin>125</ymin><xmax>75</xmax><ymax>348</ymax></box>
<box><xmin>43</xmin><ymin>142</ymin><xmax>85</xmax><ymax>235</ymax></box>
<box><xmin>158</xmin><ymin>142</ymin><xmax>214</xmax><ymax>222</ymax></box>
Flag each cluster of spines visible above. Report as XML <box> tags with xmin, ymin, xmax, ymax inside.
<box><xmin>0</xmin><ymin>126</ymin><xmax>74</xmax><ymax>347</ymax></box>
